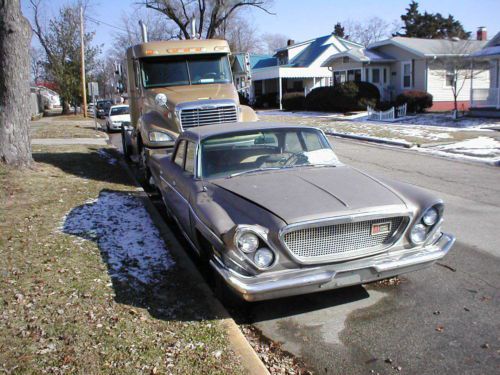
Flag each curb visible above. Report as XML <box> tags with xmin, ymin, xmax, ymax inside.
<box><xmin>325</xmin><ymin>131</ymin><xmax>414</xmax><ymax>148</ymax></box>
<box><xmin>117</xmin><ymin>158</ymin><xmax>270</xmax><ymax>375</ymax></box>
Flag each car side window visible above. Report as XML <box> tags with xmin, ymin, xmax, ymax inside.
<box><xmin>184</xmin><ymin>142</ymin><xmax>196</xmax><ymax>175</ymax></box>
<box><xmin>174</xmin><ymin>140</ymin><xmax>186</xmax><ymax>168</ymax></box>
<box><xmin>284</xmin><ymin>132</ymin><xmax>303</xmax><ymax>153</ymax></box>
<box><xmin>302</xmin><ymin>131</ymin><xmax>324</xmax><ymax>151</ymax></box>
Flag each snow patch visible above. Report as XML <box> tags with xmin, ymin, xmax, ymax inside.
<box><xmin>97</xmin><ymin>148</ymin><xmax>118</xmax><ymax>165</ymax></box>
<box><xmin>60</xmin><ymin>192</ymin><xmax>174</xmax><ymax>284</ymax></box>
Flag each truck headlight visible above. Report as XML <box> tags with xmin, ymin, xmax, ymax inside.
<box><xmin>149</xmin><ymin>131</ymin><xmax>173</xmax><ymax>142</ymax></box>
<box><xmin>236</xmin><ymin>232</ymin><xmax>259</xmax><ymax>253</ymax></box>
<box><xmin>155</xmin><ymin>93</ymin><xmax>168</xmax><ymax>107</ymax></box>
<box><xmin>254</xmin><ymin>248</ymin><xmax>274</xmax><ymax>268</ymax></box>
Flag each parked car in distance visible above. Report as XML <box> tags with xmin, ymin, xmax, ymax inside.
<box><xmin>87</xmin><ymin>103</ymin><xmax>95</xmax><ymax>117</ymax></box>
<box><xmin>105</xmin><ymin>105</ymin><xmax>130</xmax><ymax>132</ymax></box>
<box><xmin>96</xmin><ymin>99</ymin><xmax>113</xmax><ymax>118</ymax></box>
<box><xmin>148</xmin><ymin>122</ymin><xmax>455</xmax><ymax>302</ymax></box>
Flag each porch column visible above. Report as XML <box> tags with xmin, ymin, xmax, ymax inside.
<box><xmin>470</xmin><ymin>59</ymin><xmax>474</xmax><ymax>107</ymax></box>
<box><xmin>497</xmin><ymin>59</ymin><xmax>500</xmax><ymax>109</ymax></box>
<box><xmin>279</xmin><ymin>76</ymin><xmax>283</xmax><ymax>110</ymax></box>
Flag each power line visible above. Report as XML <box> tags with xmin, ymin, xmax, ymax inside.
<box><xmin>85</xmin><ymin>15</ymin><xmax>130</xmax><ymax>34</ymax></box>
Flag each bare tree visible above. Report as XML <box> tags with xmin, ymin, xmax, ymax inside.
<box><xmin>428</xmin><ymin>40</ymin><xmax>488</xmax><ymax>117</ymax></box>
<box><xmin>0</xmin><ymin>0</ymin><xmax>33</xmax><ymax>166</ymax></box>
<box><xmin>30</xmin><ymin>47</ymin><xmax>47</xmax><ymax>85</ymax></box>
<box><xmin>344</xmin><ymin>17</ymin><xmax>394</xmax><ymax>46</ymax></box>
<box><xmin>141</xmin><ymin>0</ymin><xmax>274</xmax><ymax>40</ymax></box>
<box><xmin>222</xmin><ymin>13</ymin><xmax>264</xmax><ymax>53</ymax></box>
<box><xmin>261</xmin><ymin>32</ymin><xmax>288</xmax><ymax>54</ymax></box>
<box><xmin>29</xmin><ymin>0</ymin><xmax>101</xmax><ymax>114</ymax></box>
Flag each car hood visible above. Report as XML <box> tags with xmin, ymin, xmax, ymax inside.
<box><xmin>147</xmin><ymin>84</ymin><xmax>238</xmax><ymax>106</ymax></box>
<box><xmin>210</xmin><ymin>166</ymin><xmax>407</xmax><ymax>224</ymax></box>
<box><xmin>109</xmin><ymin>114</ymin><xmax>131</xmax><ymax>122</ymax></box>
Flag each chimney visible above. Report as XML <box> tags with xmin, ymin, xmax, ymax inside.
<box><xmin>287</xmin><ymin>39</ymin><xmax>295</xmax><ymax>46</ymax></box>
<box><xmin>476</xmin><ymin>26</ymin><xmax>487</xmax><ymax>41</ymax></box>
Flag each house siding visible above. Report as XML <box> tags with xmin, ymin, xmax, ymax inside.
<box><xmin>427</xmin><ymin>65</ymin><xmax>490</xmax><ymax>102</ymax></box>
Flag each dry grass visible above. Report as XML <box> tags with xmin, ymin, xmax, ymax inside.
<box><xmin>30</xmin><ymin>117</ymin><xmax>106</xmax><ymax>139</ymax></box>
<box><xmin>0</xmin><ymin>144</ymin><xmax>244</xmax><ymax>374</ymax></box>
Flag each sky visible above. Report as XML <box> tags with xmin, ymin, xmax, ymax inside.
<box><xmin>22</xmin><ymin>0</ymin><xmax>500</xmax><ymax>54</ymax></box>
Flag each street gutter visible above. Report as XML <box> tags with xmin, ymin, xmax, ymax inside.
<box><xmin>325</xmin><ymin>131</ymin><xmax>414</xmax><ymax>148</ymax></box>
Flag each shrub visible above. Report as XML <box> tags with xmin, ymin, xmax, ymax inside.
<box><xmin>396</xmin><ymin>90</ymin><xmax>433</xmax><ymax>113</ymax></box>
<box><xmin>305</xmin><ymin>81</ymin><xmax>380</xmax><ymax>112</ymax></box>
<box><xmin>282</xmin><ymin>92</ymin><xmax>306</xmax><ymax>110</ymax></box>
<box><xmin>254</xmin><ymin>93</ymin><xmax>278</xmax><ymax>108</ymax></box>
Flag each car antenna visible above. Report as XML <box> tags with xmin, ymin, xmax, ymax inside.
<box><xmin>197</xmin><ymin>128</ymin><xmax>207</xmax><ymax>192</ymax></box>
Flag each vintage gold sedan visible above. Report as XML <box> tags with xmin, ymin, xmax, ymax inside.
<box><xmin>149</xmin><ymin>122</ymin><xmax>455</xmax><ymax>301</ymax></box>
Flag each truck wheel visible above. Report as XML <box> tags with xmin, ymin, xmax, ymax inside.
<box><xmin>121</xmin><ymin>126</ymin><xmax>131</xmax><ymax>161</ymax></box>
<box><xmin>139</xmin><ymin>146</ymin><xmax>152</xmax><ymax>186</ymax></box>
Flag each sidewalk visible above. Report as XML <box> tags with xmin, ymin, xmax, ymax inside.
<box><xmin>258</xmin><ymin>111</ymin><xmax>500</xmax><ymax>166</ymax></box>
<box><xmin>0</xmin><ymin>117</ymin><xmax>266</xmax><ymax>374</ymax></box>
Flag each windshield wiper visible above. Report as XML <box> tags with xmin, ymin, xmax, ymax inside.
<box><xmin>227</xmin><ymin>167</ymin><xmax>282</xmax><ymax>178</ymax></box>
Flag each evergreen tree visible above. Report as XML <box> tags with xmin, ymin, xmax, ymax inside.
<box><xmin>397</xmin><ymin>1</ymin><xmax>471</xmax><ymax>39</ymax></box>
<box><xmin>333</xmin><ymin>22</ymin><xmax>345</xmax><ymax>38</ymax></box>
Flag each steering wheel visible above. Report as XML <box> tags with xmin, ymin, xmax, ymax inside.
<box><xmin>282</xmin><ymin>152</ymin><xmax>308</xmax><ymax>167</ymax></box>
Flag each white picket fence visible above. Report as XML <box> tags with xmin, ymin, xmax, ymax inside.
<box><xmin>367</xmin><ymin>103</ymin><xmax>407</xmax><ymax>121</ymax></box>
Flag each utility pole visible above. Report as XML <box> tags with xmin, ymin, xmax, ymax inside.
<box><xmin>80</xmin><ymin>6</ymin><xmax>87</xmax><ymax>117</ymax></box>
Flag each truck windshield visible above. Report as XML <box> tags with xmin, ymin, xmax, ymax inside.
<box><xmin>141</xmin><ymin>54</ymin><xmax>232</xmax><ymax>88</ymax></box>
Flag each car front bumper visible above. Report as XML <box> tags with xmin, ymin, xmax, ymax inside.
<box><xmin>210</xmin><ymin>232</ymin><xmax>455</xmax><ymax>302</ymax></box>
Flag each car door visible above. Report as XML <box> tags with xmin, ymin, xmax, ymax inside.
<box><xmin>162</xmin><ymin>140</ymin><xmax>195</xmax><ymax>233</ymax></box>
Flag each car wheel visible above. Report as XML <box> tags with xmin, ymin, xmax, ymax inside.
<box><xmin>121</xmin><ymin>126</ymin><xmax>131</xmax><ymax>161</ymax></box>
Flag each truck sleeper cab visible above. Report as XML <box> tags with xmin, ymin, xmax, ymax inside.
<box><xmin>122</xmin><ymin>39</ymin><xmax>257</xmax><ymax>181</ymax></box>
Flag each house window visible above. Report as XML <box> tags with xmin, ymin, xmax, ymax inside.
<box><xmin>333</xmin><ymin>71</ymin><xmax>346</xmax><ymax>84</ymax></box>
<box><xmin>402</xmin><ymin>62</ymin><xmax>412</xmax><ymax>88</ymax></box>
<box><xmin>347</xmin><ymin>69</ymin><xmax>361</xmax><ymax>82</ymax></box>
<box><xmin>445</xmin><ymin>68</ymin><xmax>455</xmax><ymax>87</ymax></box>
<box><xmin>371</xmin><ymin>68</ymin><xmax>380</xmax><ymax>84</ymax></box>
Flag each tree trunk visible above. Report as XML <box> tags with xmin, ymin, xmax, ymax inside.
<box><xmin>0</xmin><ymin>0</ymin><xmax>33</xmax><ymax>166</ymax></box>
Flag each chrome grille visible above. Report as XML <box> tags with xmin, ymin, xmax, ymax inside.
<box><xmin>282</xmin><ymin>216</ymin><xmax>406</xmax><ymax>263</ymax></box>
<box><xmin>180</xmin><ymin>105</ymin><xmax>237</xmax><ymax>128</ymax></box>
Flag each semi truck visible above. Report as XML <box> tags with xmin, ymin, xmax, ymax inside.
<box><xmin>121</xmin><ymin>38</ymin><xmax>258</xmax><ymax>182</ymax></box>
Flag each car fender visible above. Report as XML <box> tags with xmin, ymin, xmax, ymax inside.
<box><xmin>240</xmin><ymin>105</ymin><xmax>258</xmax><ymax>122</ymax></box>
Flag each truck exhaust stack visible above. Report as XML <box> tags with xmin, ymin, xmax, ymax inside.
<box><xmin>139</xmin><ymin>21</ymin><xmax>148</xmax><ymax>43</ymax></box>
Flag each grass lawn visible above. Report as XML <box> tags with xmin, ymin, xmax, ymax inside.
<box><xmin>30</xmin><ymin>116</ymin><xmax>106</xmax><ymax>139</ymax></box>
<box><xmin>0</xmin><ymin>143</ymin><xmax>244</xmax><ymax>374</ymax></box>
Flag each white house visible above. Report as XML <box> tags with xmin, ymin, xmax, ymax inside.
<box><xmin>250</xmin><ymin>34</ymin><xmax>363</xmax><ymax>109</ymax></box>
<box><xmin>323</xmin><ymin>30</ymin><xmax>490</xmax><ymax>111</ymax></box>
<box><xmin>470</xmin><ymin>30</ymin><xmax>500</xmax><ymax>117</ymax></box>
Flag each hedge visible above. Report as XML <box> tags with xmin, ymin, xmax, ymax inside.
<box><xmin>396</xmin><ymin>90</ymin><xmax>433</xmax><ymax>113</ymax></box>
<box><xmin>305</xmin><ymin>81</ymin><xmax>380</xmax><ymax>112</ymax></box>
<box><xmin>282</xmin><ymin>92</ymin><xmax>306</xmax><ymax>110</ymax></box>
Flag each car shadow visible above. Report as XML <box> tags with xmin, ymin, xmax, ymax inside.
<box><xmin>60</xmin><ymin>189</ymin><xmax>223</xmax><ymax>322</ymax></box>
<box><xmin>232</xmin><ymin>285</ymin><xmax>370</xmax><ymax>325</ymax></box>
<box><xmin>33</xmin><ymin>149</ymin><xmax>135</xmax><ymax>186</ymax></box>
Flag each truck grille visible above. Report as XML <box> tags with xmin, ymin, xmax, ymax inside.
<box><xmin>282</xmin><ymin>216</ymin><xmax>406</xmax><ymax>263</ymax></box>
<box><xmin>180</xmin><ymin>105</ymin><xmax>238</xmax><ymax>128</ymax></box>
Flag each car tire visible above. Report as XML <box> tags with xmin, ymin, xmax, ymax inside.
<box><xmin>214</xmin><ymin>272</ymin><xmax>245</xmax><ymax>309</ymax></box>
<box><xmin>121</xmin><ymin>126</ymin><xmax>131</xmax><ymax>161</ymax></box>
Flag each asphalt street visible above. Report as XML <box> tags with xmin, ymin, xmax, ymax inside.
<box><xmin>107</xmin><ymin>129</ymin><xmax>499</xmax><ymax>375</ymax></box>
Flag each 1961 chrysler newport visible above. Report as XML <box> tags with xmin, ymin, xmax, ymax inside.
<box><xmin>149</xmin><ymin>122</ymin><xmax>455</xmax><ymax>301</ymax></box>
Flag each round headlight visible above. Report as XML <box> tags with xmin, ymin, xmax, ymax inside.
<box><xmin>254</xmin><ymin>248</ymin><xmax>274</xmax><ymax>268</ymax></box>
<box><xmin>149</xmin><ymin>131</ymin><xmax>174</xmax><ymax>142</ymax></box>
<box><xmin>422</xmin><ymin>208</ymin><xmax>439</xmax><ymax>226</ymax></box>
<box><xmin>155</xmin><ymin>93</ymin><xmax>168</xmax><ymax>107</ymax></box>
<box><xmin>236</xmin><ymin>232</ymin><xmax>259</xmax><ymax>253</ymax></box>
<box><xmin>410</xmin><ymin>223</ymin><xmax>427</xmax><ymax>244</ymax></box>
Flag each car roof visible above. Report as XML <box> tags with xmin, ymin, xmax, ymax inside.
<box><xmin>181</xmin><ymin>122</ymin><xmax>318</xmax><ymax>142</ymax></box>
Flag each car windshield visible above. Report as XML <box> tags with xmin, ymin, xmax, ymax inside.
<box><xmin>141</xmin><ymin>54</ymin><xmax>232</xmax><ymax>88</ymax></box>
<box><xmin>110</xmin><ymin>106</ymin><xmax>129</xmax><ymax>115</ymax></box>
<box><xmin>199</xmin><ymin>128</ymin><xmax>341</xmax><ymax>179</ymax></box>
<box><xmin>97</xmin><ymin>101</ymin><xmax>112</xmax><ymax>109</ymax></box>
